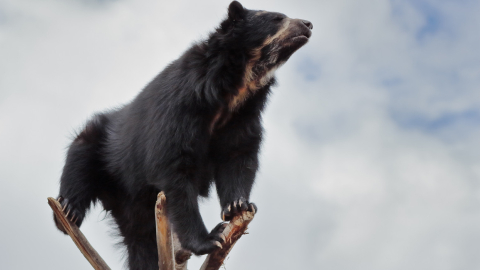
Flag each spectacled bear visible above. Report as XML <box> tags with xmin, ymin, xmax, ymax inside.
<box><xmin>54</xmin><ymin>1</ymin><xmax>312</xmax><ymax>269</ymax></box>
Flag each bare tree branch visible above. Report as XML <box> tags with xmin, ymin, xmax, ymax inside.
<box><xmin>200</xmin><ymin>210</ymin><xmax>255</xmax><ymax>270</ymax></box>
<box><xmin>47</xmin><ymin>197</ymin><xmax>111</xmax><ymax>270</ymax></box>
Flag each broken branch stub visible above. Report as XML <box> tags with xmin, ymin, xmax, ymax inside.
<box><xmin>156</xmin><ymin>192</ymin><xmax>175</xmax><ymax>270</ymax></box>
<box><xmin>156</xmin><ymin>192</ymin><xmax>192</xmax><ymax>270</ymax></box>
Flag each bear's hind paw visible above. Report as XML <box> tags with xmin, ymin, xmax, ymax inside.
<box><xmin>54</xmin><ymin>196</ymin><xmax>85</xmax><ymax>233</ymax></box>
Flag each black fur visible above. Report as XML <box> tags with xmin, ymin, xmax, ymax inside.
<box><xmin>54</xmin><ymin>2</ymin><xmax>312</xmax><ymax>269</ymax></box>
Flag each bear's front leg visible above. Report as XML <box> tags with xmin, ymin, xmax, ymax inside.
<box><xmin>163</xmin><ymin>181</ymin><xmax>227</xmax><ymax>255</ymax></box>
<box><xmin>214</xmin><ymin>151</ymin><xmax>259</xmax><ymax>221</ymax></box>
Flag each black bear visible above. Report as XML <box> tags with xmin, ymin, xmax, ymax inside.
<box><xmin>54</xmin><ymin>1</ymin><xmax>312</xmax><ymax>269</ymax></box>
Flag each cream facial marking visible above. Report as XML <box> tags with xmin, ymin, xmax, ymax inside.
<box><xmin>228</xmin><ymin>19</ymin><xmax>293</xmax><ymax>111</ymax></box>
<box><xmin>262</xmin><ymin>19</ymin><xmax>291</xmax><ymax>46</ymax></box>
<box><xmin>242</xmin><ymin>19</ymin><xmax>291</xmax><ymax>87</ymax></box>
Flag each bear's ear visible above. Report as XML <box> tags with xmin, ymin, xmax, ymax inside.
<box><xmin>228</xmin><ymin>1</ymin><xmax>245</xmax><ymax>22</ymax></box>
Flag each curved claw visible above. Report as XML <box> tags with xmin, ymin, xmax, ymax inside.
<box><xmin>248</xmin><ymin>202</ymin><xmax>257</xmax><ymax>214</ymax></box>
<box><xmin>221</xmin><ymin>198</ymin><xmax>257</xmax><ymax>221</ymax></box>
<box><xmin>213</xmin><ymin>241</ymin><xmax>223</xmax><ymax>249</ymax></box>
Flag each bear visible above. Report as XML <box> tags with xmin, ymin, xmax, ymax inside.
<box><xmin>54</xmin><ymin>1</ymin><xmax>312</xmax><ymax>269</ymax></box>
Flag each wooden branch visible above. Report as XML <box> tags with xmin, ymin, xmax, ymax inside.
<box><xmin>155</xmin><ymin>192</ymin><xmax>175</xmax><ymax>270</ymax></box>
<box><xmin>200</xmin><ymin>210</ymin><xmax>255</xmax><ymax>270</ymax></box>
<box><xmin>155</xmin><ymin>192</ymin><xmax>192</xmax><ymax>270</ymax></box>
<box><xmin>47</xmin><ymin>197</ymin><xmax>111</xmax><ymax>270</ymax></box>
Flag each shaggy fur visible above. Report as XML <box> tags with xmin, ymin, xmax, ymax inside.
<box><xmin>54</xmin><ymin>1</ymin><xmax>312</xmax><ymax>269</ymax></box>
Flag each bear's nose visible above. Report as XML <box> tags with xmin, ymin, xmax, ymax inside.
<box><xmin>302</xmin><ymin>20</ymin><xmax>313</xmax><ymax>30</ymax></box>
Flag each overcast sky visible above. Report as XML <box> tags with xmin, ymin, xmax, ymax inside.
<box><xmin>1</xmin><ymin>0</ymin><xmax>480</xmax><ymax>269</ymax></box>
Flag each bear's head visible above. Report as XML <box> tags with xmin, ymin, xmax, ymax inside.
<box><xmin>206</xmin><ymin>1</ymin><xmax>312</xmax><ymax>109</ymax></box>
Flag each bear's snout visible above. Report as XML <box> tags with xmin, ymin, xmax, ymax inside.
<box><xmin>302</xmin><ymin>19</ymin><xmax>313</xmax><ymax>30</ymax></box>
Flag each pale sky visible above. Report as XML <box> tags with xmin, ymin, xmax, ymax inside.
<box><xmin>1</xmin><ymin>0</ymin><xmax>480</xmax><ymax>269</ymax></box>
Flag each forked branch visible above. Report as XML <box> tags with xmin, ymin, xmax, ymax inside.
<box><xmin>49</xmin><ymin>192</ymin><xmax>254</xmax><ymax>270</ymax></box>
<box><xmin>155</xmin><ymin>192</ymin><xmax>255</xmax><ymax>270</ymax></box>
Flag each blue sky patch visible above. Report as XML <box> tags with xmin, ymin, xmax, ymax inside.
<box><xmin>391</xmin><ymin>109</ymin><xmax>480</xmax><ymax>134</ymax></box>
<box><xmin>390</xmin><ymin>0</ymin><xmax>445</xmax><ymax>41</ymax></box>
<box><xmin>412</xmin><ymin>1</ymin><xmax>442</xmax><ymax>40</ymax></box>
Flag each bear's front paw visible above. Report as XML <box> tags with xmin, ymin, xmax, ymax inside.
<box><xmin>208</xmin><ymin>222</ymin><xmax>228</xmax><ymax>247</ymax></box>
<box><xmin>54</xmin><ymin>196</ymin><xmax>85</xmax><ymax>234</ymax></box>
<box><xmin>187</xmin><ymin>222</ymin><xmax>228</xmax><ymax>255</ymax></box>
<box><xmin>221</xmin><ymin>197</ymin><xmax>257</xmax><ymax>221</ymax></box>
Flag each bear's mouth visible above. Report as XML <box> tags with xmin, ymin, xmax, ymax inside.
<box><xmin>274</xmin><ymin>27</ymin><xmax>312</xmax><ymax>63</ymax></box>
<box><xmin>291</xmin><ymin>35</ymin><xmax>309</xmax><ymax>43</ymax></box>
<box><xmin>289</xmin><ymin>30</ymin><xmax>312</xmax><ymax>43</ymax></box>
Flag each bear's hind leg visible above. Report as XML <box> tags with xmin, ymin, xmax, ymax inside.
<box><xmin>114</xmin><ymin>194</ymin><xmax>160</xmax><ymax>270</ymax></box>
<box><xmin>55</xmin><ymin>115</ymin><xmax>109</xmax><ymax>233</ymax></box>
<box><xmin>124</xmin><ymin>232</ymin><xmax>159</xmax><ymax>270</ymax></box>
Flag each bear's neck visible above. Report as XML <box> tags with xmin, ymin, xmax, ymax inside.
<box><xmin>227</xmin><ymin>65</ymin><xmax>277</xmax><ymax>111</ymax></box>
